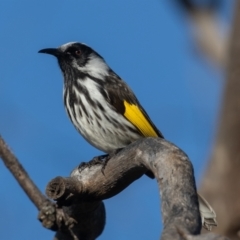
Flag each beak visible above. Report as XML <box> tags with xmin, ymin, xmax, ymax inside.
<box><xmin>38</xmin><ymin>48</ymin><xmax>62</xmax><ymax>57</ymax></box>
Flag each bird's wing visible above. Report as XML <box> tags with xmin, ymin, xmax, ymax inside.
<box><xmin>105</xmin><ymin>72</ymin><xmax>164</xmax><ymax>138</ymax></box>
<box><xmin>123</xmin><ymin>101</ymin><xmax>162</xmax><ymax>137</ymax></box>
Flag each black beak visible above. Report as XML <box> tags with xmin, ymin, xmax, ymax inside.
<box><xmin>38</xmin><ymin>48</ymin><xmax>62</xmax><ymax>57</ymax></box>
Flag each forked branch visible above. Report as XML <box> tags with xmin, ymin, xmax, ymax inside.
<box><xmin>45</xmin><ymin>138</ymin><xmax>227</xmax><ymax>240</ymax></box>
<box><xmin>0</xmin><ymin>135</ymin><xmax>227</xmax><ymax>239</ymax></box>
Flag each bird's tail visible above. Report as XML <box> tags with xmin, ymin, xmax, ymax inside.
<box><xmin>198</xmin><ymin>193</ymin><xmax>217</xmax><ymax>231</ymax></box>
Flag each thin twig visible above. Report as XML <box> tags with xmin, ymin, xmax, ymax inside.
<box><xmin>0</xmin><ymin>135</ymin><xmax>46</xmax><ymax>209</ymax></box>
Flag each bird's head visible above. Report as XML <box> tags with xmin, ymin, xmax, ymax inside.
<box><xmin>39</xmin><ymin>42</ymin><xmax>109</xmax><ymax>79</ymax></box>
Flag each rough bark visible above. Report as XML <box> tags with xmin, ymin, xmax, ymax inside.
<box><xmin>44</xmin><ymin>138</ymin><xmax>226</xmax><ymax>240</ymax></box>
<box><xmin>0</xmin><ymin>135</ymin><xmax>228</xmax><ymax>239</ymax></box>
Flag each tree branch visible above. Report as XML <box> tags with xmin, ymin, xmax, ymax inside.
<box><xmin>200</xmin><ymin>1</ymin><xmax>240</xmax><ymax>239</ymax></box>
<box><xmin>0</xmin><ymin>135</ymin><xmax>46</xmax><ymax>209</ymax></box>
<box><xmin>0</xmin><ymin>134</ymin><xmax>105</xmax><ymax>240</ymax></box>
<box><xmin>0</xmin><ymin>134</ymin><xmax>228</xmax><ymax>239</ymax></box>
<box><xmin>45</xmin><ymin>138</ymin><xmax>227</xmax><ymax>240</ymax></box>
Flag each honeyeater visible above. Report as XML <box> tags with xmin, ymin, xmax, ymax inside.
<box><xmin>38</xmin><ymin>42</ymin><xmax>217</xmax><ymax>230</ymax></box>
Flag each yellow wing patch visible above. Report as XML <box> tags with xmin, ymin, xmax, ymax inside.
<box><xmin>123</xmin><ymin>101</ymin><xmax>158</xmax><ymax>137</ymax></box>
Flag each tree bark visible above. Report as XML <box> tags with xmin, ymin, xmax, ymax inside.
<box><xmin>0</xmin><ymin>135</ymin><xmax>228</xmax><ymax>239</ymax></box>
<box><xmin>200</xmin><ymin>1</ymin><xmax>240</xmax><ymax>239</ymax></box>
<box><xmin>44</xmin><ymin>138</ymin><xmax>226</xmax><ymax>240</ymax></box>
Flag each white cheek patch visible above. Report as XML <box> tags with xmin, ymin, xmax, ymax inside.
<box><xmin>75</xmin><ymin>54</ymin><xmax>109</xmax><ymax>78</ymax></box>
<box><xmin>87</xmin><ymin>55</ymin><xmax>109</xmax><ymax>76</ymax></box>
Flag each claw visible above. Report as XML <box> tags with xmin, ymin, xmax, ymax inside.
<box><xmin>77</xmin><ymin>148</ymin><xmax>123</xmax><ymax>174</ymax></box>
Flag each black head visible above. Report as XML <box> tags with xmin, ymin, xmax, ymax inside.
<box><xmin>39</xmin><ymin>42</ymin><xmax>111</xmax><ymax>84</ymax></box>
<box><xmin>39</xmin><ymin>42</ymin><xmax>104</xmax><ymax>69</ymax></box>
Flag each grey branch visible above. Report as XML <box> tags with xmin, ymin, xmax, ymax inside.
<box><xmin>0</xmin><ymin>135</ymin><xmax>46</xmax><ymax>209</ymax></box>
<box><xmin>0</xmin><ymin>135</ymin><xmax>104</xmax><ymax>240</ymax></box>
<box><xmin>0</xmin><ymin>134</ymin><xmax>228</xmax><ymax>239</ymax></box>
<box><xmin>44</xmin><ymin>138</ymin><xmax>227</xmax><ymax>240</ymax></box>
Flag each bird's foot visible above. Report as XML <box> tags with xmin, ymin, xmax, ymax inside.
<box><xmin>100</xmin><ymin>148</ymin><xmax>123</xmax><ymax>174</ymax></box>
<box><xmin>78</xmin><ymin>156</ymin><xmax>104</xmax><ymax>173</ymax></box>
<box><xmin>78</xmin><ymin>148</ymin><xmax>123</xmax><ymax>175</ymax></box>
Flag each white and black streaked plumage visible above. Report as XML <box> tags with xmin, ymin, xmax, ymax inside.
<box><xmin>39</xmin><ymin>42</ymin><xmax>163</xmax><ymax>153</ymax></box>
<box><xmin>39</xmin><ymin>42</ymin><xmax>217</xmax><ymax>230</ymax></box>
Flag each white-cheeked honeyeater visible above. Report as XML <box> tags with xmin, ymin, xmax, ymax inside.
<box><xmin>39</xmin><ymin>42</ymin><xmax>217</xmax><ymax>230</ymax></box>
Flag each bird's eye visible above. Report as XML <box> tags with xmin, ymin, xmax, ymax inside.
<box><xmin>75</xmin><ymin>50</ymin><xmax>81</xmax><ymax>56</ymax></box>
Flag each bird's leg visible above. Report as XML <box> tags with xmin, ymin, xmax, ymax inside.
<box><xmin>100</xmin><ymin>148</ymin><xmax>123</xmax><ymax>174</ymax></box>
<box><xmin>78</xmin><ymin>155</ymin><xmax>107</xmax><ymax>172</ymax></box>
<box><xmin>78</xmin><ymin>148</ymin><xmax>123</xmax><ymax>174</ymax></box>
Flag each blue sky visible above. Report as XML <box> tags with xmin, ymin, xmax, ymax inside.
<box><xmin>0</xmin><ymin>1</ymin><xmax>233</xmax><ymax>239</ymax></box>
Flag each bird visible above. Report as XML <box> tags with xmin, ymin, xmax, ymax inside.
<box><xmin>38</xmin><ymin>42</ymin><xmax>217</xmax><ymax>230</ymax></box>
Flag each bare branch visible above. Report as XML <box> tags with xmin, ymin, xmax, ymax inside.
<box><xmin>0</xmin><ymin>134</ymin><xmax>105</xmax><ymax>240</ymax></box>
<box><xmin>0</xmin><ymin>134</ymin><xmax>228</xmax><ymax>239</ymax></box>
<box><xmin>0</xmin><ymin>135</ymin><xmax>46</xmax><ymax>209</ymax></box>
<box><xmin>45</xmin><ymin>138</ymin><xmax>227</xmax><ymax>240</ymax></box>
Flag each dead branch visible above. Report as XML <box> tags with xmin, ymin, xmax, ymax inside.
<box><xmin>45</xmin><ymin>137</ymin><xmax>227</xmax><ymax>240</ymax></box>
<box><xmin>0</xmin><ymin>134</ymin><xmax>228</xmax><ymax>239</ymax></box>
<box><xmin>0</xmin><ymin>135</ymin><xmax>46</xmax><ymax>209</ymax></box>
<box><xmin>0</xmin><ymin>135</ymin><xmax>105</xmax><ymax>240</ymax></box>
